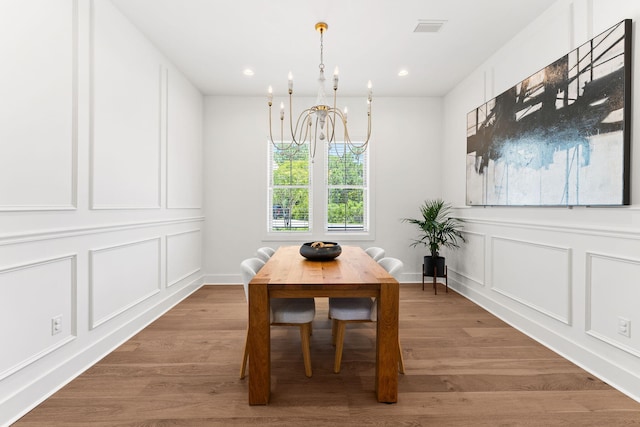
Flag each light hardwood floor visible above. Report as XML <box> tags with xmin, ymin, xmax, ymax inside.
<box><xmin>14</xmin><ymin>284</ymin><xmax>640</xmax><ymax>426</ymax></box>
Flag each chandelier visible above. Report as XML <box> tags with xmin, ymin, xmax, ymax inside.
<box><xmin>267</xmin><ymin>22</ymin><xmax>372</xmax><ymax>160</ymax></box>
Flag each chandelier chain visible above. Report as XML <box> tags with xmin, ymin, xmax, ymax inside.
<box><xmin>319</xmin><ymin>29</ymin><xmax>325</xmax><ymax>72</ymax></box>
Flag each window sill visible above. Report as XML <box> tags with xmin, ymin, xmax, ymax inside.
<box><xmin>263</xmin><ymin>231</ymin><xmax>374</xmax><ymax>242</ymax></box>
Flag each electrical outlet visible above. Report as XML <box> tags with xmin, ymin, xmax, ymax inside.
<box><xmin>618</xmin><ymin>317</ymin><xmax>630</xmax><ymax>338</ymax></box>
<box><xmin>51</xmin><ymin>315</ymin><xmax>62</xmax><ymax>335</ymax></box>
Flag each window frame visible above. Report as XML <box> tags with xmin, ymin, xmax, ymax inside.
<box><xmin>324</xmin><ymin>141</ymin><xmax>369</xmax><ymax>233</ymax></box>
<box><xmin>265</xmin><ymin>139</ymin><xmax>374</xmax><ymax>242</ymax></box>
<box><xmin>266</xmin><ymin>141</ymin><xmax>312</xmax><ymax>234</ymax></box>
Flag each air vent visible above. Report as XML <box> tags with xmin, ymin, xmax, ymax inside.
<box><xmin>414</xmin><ymin>20</ymin><xmax>446</xmax><ymax>33</ymax></box>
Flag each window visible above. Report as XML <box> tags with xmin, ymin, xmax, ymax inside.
<box><xmin>326</xmin><ymin>142</ymin><xmax>368</xmax><ymax>232</ymax></box>
<box><xmin>268</xmin><ymin>142</ymin><xmax>310</xmax><ymax>232</ymax></box>
<box><xmin>267</xmin><ymin>140</ymin><xmax>369</xmax><ymax>235</ymax></box>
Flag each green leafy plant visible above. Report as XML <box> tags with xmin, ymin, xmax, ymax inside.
<box><xmin>402</xmin><ymin>199</ymin><xmax>465</xmax><ymax>258</ymax></box>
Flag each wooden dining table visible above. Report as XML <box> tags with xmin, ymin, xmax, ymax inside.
<box><xmin>247</xmin><ymin>245</ymin><xmax>399</xmax><ymax>404</ymax></box>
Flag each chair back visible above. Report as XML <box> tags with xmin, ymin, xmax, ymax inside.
<box><xmin>364</xmin><ymin>246</ymin><xmax>385</xmax><ymax>261</ymax></box>
<box><xmin>378</xmin><ymin>257</ymin><xmax>403</xmax><ymax>281</ymax></box>
<box><xmin>240</xmin><ymin>257</ymin><xmax>266</xmax><ymax>301</ymax></box>
<box><xmin>256</xmin><ymin>246</ymin><xmax>276</xmax><ymax>262</ymax></box>
<box><xmin>368</xmin><ymin>257</ymin><xmax>403</xmax><ymax>320</ymax></box>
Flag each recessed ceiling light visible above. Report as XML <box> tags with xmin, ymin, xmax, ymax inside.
<box><xmin>398</xmin><ymin>69</ymin><xmax>409</xmax><ymax>77</ymax></box>
<box><xmin>243</xmin><ymin>68</ymin><xmax>254</xmax><ymax>76</ymax></box>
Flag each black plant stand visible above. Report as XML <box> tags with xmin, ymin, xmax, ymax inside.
<box><xmin>422</xmin><ymin>263</ymin><xmax>447</xmax><ymax>294</ymax></box>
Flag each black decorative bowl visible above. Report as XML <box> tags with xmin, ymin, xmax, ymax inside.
<box><xmin>300</xmin><ymin>242</ymin><xmax>342</xmax><ymax>261</ymax></box>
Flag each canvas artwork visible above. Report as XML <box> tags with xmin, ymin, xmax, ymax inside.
<box><xmin>466</xmin><ymin>19</ymin><xmax>631</xmax><ymax>206</ymax></box>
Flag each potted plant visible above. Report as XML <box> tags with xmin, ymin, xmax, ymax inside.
<box><xmin>402</xmin><ymin>199</ymin><xmax>465</xmax><ymax>279</ymax></box>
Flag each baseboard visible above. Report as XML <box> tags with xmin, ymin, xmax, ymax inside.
<box><xmin>1</xmin><ymin>277</ymin><xmax>204</xmax><ymax>427</ymax></box>
<box><xmin>449</xmin><ymin>278</ymin><xmax>640</xmax><ymax>404</ymax></box>
<box><xmin>202</xmin><ymin>273</ymin><xmax>241</xmax><ymax>285</ymax></box>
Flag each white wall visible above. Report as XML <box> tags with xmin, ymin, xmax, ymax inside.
<box><xmin>0</xmin><ymin>1</ymin><xmax>204</xmax><ymax>424</ymax></box>
<box><xmin>6</xmin><ymin>0</ymin><xmax>638</xmax><ymax>423</ymax></box>
<box><xmin>442</xmin><ymin>0</ymin><xmax>640</xmax><ymax>402</ymax></box>
<box><xmin>203</xmin><ymin>96</ymin><xmax>443</xmax><ymax>283</ymax></box>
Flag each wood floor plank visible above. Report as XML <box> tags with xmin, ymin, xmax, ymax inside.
<box><xmin>13</xmin><ymin>284</ymin><xmax>640</xmax><ymax>426</ymax></box>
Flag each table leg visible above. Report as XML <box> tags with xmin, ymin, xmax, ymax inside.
<box><xmin>248</xmin><ymin>282</ymin><xmax>270</xmax><ymax>404</ymax></box>
<box><xmin>375</xmin><ymin>280</ymin><xmax>399</xmax><ymax>403</ymax></box>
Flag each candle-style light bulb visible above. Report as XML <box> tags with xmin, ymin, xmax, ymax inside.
<box><xmin>267</xmin><ymin>86</ymin><xmax>273</xmax><ymax>105</ymax></box>
<box><xmin>367</xmin><ymin>80</ymin><xmax>373</xmax><ymax>102</ymax></box>
<box><xmin>333</xmin><ymin>66</ymin><xmax>339</xmax><ymax>90</ymax></box>
<box><xmin>280</xmin><ymin>102</ymin><xmax>285</xmax><ymax>120</ymax></box>
<box><xmin>288</xmin><ymin>72</ymin><xmax>293</xmax><ymax>92</ymax></box>
<box><xmin>343</xmin><ymin>106</ymin><xmax>348</xmax><ymax>121</ymax></box>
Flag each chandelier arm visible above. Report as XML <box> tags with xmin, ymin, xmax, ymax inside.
<box><xmin>331</xmin><ymin>83</ymin><xmax>340</xmax><ymax>146</ymax></box>
<box><xmin>288</xmin><ymin>92</ymin><xmax>298</xmax><ymax>144</ymax></box>
<box><xmin>268</xmin><ymin>104</ymin><xmax>295</xmax><ymax>151</ymax></box>
<box><xmin>268</xmin><ymin>103</ymin><xmax>304</xmax><ymax>152</ymax></box>
<box><xmin>343</xmin><ymin>105</ymin><xmax>372</xmax><ymax>153</ymax></box>
<box><xmin>288</xmin><ymin>93</ymin><xmax>314</xmax><ymax>146</ymax></box>
<box><xmin>297</xmin><ymin>113</ymin><xmax>311</xmax><ymax>148</ymax></box>
<box><xmin>326</xmin><ymin>111</ymin><xmax>336</xmax><ymax>146</ymax></box>
<box><xmin>293</xmin><ymin>108</ymin><xmax>315</xmax><ymax>146</ymax></box>
<box><xmin>328</xmin><ymin>107</ymin><xmax>346</xmax><ymax>146</ymax></box>
<box><xmin>340</xmin><ymin>118</ymin><xmax>368</xmax><ymax>156</ymax></box>
<box><xmin>267</xmin><ymin>103</ymin><xmax>275</xmax><ymax>142</ymax></box>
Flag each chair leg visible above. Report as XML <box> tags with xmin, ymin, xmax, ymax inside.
<box><xmin>398</xmin><ymin>338</ymin><xmax>405</xmax><ymax>374</ymax></box>
<box><xmin>333</xmin><ymin>320</ymin><xmax>347</xmax><ymax>373</ymax></box>
<box><xmin>300</xmin><ymin>323</ymin><xmax>313</xmax><ymax>377</ymax></box>
<box><xmin>240</xmin><ymin>329</ymin><xmax>249</xmax><ymax>379</ymax></box>
<box><xmin>331</xmin><ymin>318</ymin><xmax>337</xmax><ymax>345</ymax></box>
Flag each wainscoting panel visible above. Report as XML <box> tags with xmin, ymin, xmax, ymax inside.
<box><xmin>0</xmin><ymin>255</ymin><xmax>76</xmax><ymax>380</ymax></box>
<box><xmin>166</xmin><ymin>229</ymin><xmax>202</xmax><ymax>287</ymax></box>
<box><xmin>586</xmin><ymin>252</ymin><xmax>640</xmax><ymax>357</ymax></box>
<box><xmin>491</xmin><ymin>236</ymin><xmax>571</xmax><ymax>324</ymax></box>
<box><xmin>450</xmin><ymin>231</ymin><xmax>486</xmax><ymax>286</ymax></box>
<box><xmin>0</xmin><ymin>0</ymin><xmax>76</xmax><ymax>210</ymax></box>
<box><xmin>90</xmin><ymin>0</ymin><xmax>161</xmax><ymax>209</ymax></box>
<box><xmin>166</xmin><ymin>69</ymin><xmax>203</xmax><ymax>209</ymax></box>
<box><xmin>89</xmin><ymin>238</ymin><xmax>161</xmax><ymax>329</ymax></box>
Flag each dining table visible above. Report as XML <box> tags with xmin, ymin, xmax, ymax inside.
<box><xmin>247</xmin><ymin>245</ymin><xmax>399</xmax><ymax>404</ymax></box>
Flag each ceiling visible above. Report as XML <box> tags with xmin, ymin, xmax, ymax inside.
<box><xmin>110</xmin><ymin>0</ymin><xmax>558</xmax><ymax>97</ymax></box>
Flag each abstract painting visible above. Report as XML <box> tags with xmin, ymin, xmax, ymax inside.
<box><xmin>466</xmin><ymin>19</ymin><xmax>631</xmax><ymax>206</ymax></box>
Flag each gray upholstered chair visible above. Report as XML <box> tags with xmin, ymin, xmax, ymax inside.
<box><xmin>364</xmin><ymin>246</ymin><xmax>385</xmax><ymax>261</ymax></box>
<box><xmin>256</xmin><ymin>246</ymin><xmax>276</xmax><ymax>262</ymax></box>
<box><xmin>240</xmin><ymin>257</ymin><xmax>316</xmax><ymax>378</ymax></box>
<box><xmin>328</xmin><ymin>257</ymin><xmax>405</xmax><ymax>374</ymax></box>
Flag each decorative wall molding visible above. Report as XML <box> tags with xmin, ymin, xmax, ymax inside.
<box><xmin>491</xmin><ymin>236</ymin><xmax>572</xmax><ymax>325</ymax></box>
<box><xmin>0</xmin><ymin>254</ymin><xmax>77</xmax><ymax>381</ymax></box>
<box><xmin>454</xmin><ymin>230</ymin><xmax>486</xmax><ymax>286</ymax></box>
<box><xmin>0</xmin><ymin>0</ymin><xmax>79</xmax><ymax>212</ymax></box>
<box><xmin>0</xmin><ymin>204</ymin><xmax>77</xmax><ymax>213</ymax></box>
<box><xmin>89</xmin><ymin>0</ymin><xmax>162</xmax><ymax>210</ymax></box>
<box><xmin>0</xmin><ymin>216</ymin><xmax>204</xmax><ymax>246</ymax></box>
<box><xmin>166</xmin><ymin>229</ymin><xmax>202</xmax><ymax>287</ymax></box>
<box><xmin>461</xmin><ymin>215</ymin><xmax>640</xmax><ymax>240</ymax></box>
<box><xmin>89</xmin><ymin>237</ymin><xmax>161</xmax><ymax>329</ymax></box>
<box><xmin>2</xmin><ymin>276</ymin><xmax>203</xmax><ymax>426</ymax></box>
<box><xmin>448</xmin><ymin>271</ymin><xmax>640</xmax><ymax>403</ymax></box>
<box><xmin>586</xmin><ymin>251</ymin><xmax>640</xmax><ymax>358</ymax></box>
<box><xmin>165</xmin><ymin>68</ymin><xmax>203</xmax><ymax>209</ymax></box>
